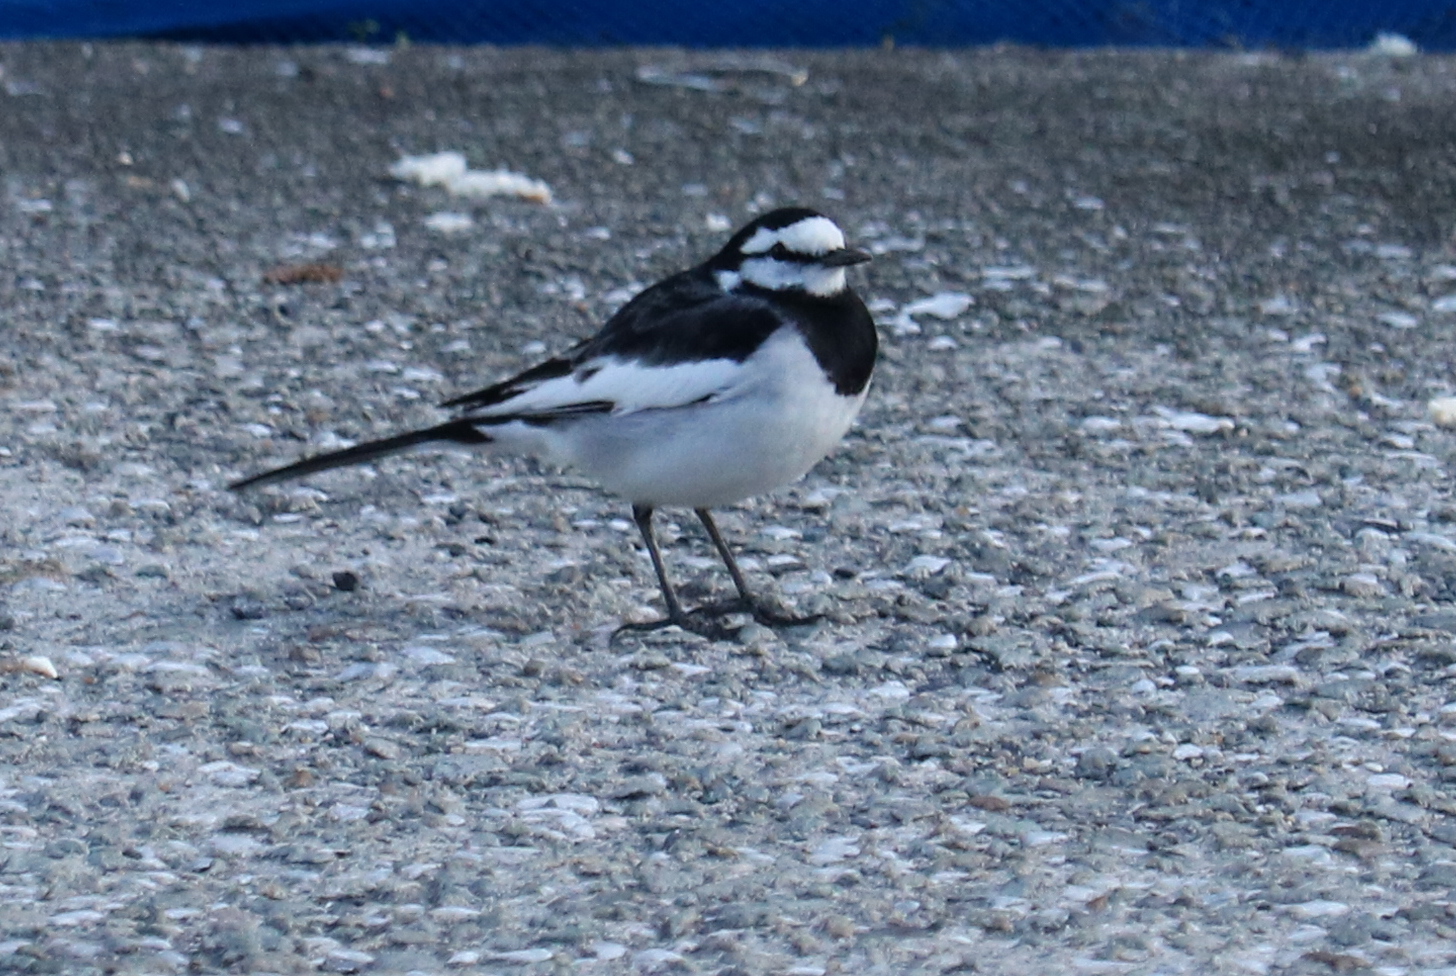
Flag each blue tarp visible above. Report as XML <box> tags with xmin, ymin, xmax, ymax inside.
<box><xmin>2</xmin><ymin>0</ymin><xmax>1454</xmax><ymax>49</ymax></box>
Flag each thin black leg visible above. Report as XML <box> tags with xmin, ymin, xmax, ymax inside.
<box><xmin>695</xmin><ymin>508</ymin><xmax>753</xmax><ymax>604</ymax></box>
<box><xmin>632</xmin><ymin>504</ymin><xmax>686</xmax><ymax>624</ymax></box>
<box><xmin>614</xmin><ymin>506</ymin><xmax>822</xmax><ymax>641</ymax></box>
<box><xmin>695</xmin><ymin>507</ymin><xmax>822</xmax><ymax>628</ymax></box>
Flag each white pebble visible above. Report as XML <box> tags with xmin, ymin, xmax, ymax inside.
<box><xmin>1081</xmin><ymin>416</ymin><xmax>1122</xmax><ymax>433</ymax></box>
<box><xmin>424</xmin><ymin>211</ymin><xmax>473</xmax><ymax>233</ymax></box>
<box><xmin>1377</xmin><ymin>311</ymin><xmax>1418</xmax><ymax>330</ymax></box>
<box><xmin>198</xmin><ymin>761</ymin><xmax>261</xmax><ymax>787</ymax></box>
<box><xmin>401</xmin><ymin>645</ymin><xmax>456</xmax><ymax>666</ymax></box>
<box><xmin>1258</xmin><ymin>295</ymin><xmax>1297</xmax><ymax>316</ymax></box>
<box><xmin>1341</xmin><ymin>573</ymin><xmax>1385</xmax><ymax>598</ymax></box>
<box><xmin>1231</xmin><ymin>665</ymin><xmax>1300</xmax><ymax>685</ymax></box>
<box><xmin>489</xmin><ymin>948</ymin><xmax>554</xmax><ymax>964</ymax></box>
<box><xmin>809</xmin><ymin>835</ymin><xmax>861</xmax><ymax>864</ymax></box>
<box><xmin>1429</xmin><ymin>396</ymin><xmax>1456</xmax><ymax>427</ymax></box>
<box><xmin>1277</xmin><ymin>490</ymin><xmax>1323</xmax><ymax>509</ymax></box>
<box><xmin>1152</xmin><ymin>407</ymin><xmax>1233</xmax><ymax>435</ymax></box>
<box><xmin>904</xmin><ymin>555</ymin><xmax>951</xmax><ymax>576</ymax></box>
<box><xmin>1289</xmin><ymin>900</ymin><xmax>1349</xmax><ymax>919</ymax></box>
<box><xmin>903</xmin><ymin>291</ymin><xmax>974</xmax><ymax>320</ymax></box>
<box><xmin>1367</xmin><ymin>773</ymin><xmax>1411</xmax><ymax>790</ymax></box>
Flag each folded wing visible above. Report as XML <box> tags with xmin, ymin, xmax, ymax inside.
<box><xmin>444</xmin><ymin>279</ymin><xmax>789</xmax><ymax>424</ymax></box>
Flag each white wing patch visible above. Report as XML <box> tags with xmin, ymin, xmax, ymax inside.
<box><xmin>739</xmin><ymin>216</ymin><xmax>845</xmax><ymax>256</ymax></box>
<box><xmin>466</xmin><ymin>355</ymin><xmax>747</xmax><ymax>418</ymax></box>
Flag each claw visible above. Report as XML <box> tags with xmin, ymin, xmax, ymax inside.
<box><xmin>611</xmin><ymin>597</ymin><xmax>820</xmax><ymax>643</ymax></box>
<box><xmin>611</xmin><ymin>611</ymin><xmax>732</xmax><ymax>642</ymax></box>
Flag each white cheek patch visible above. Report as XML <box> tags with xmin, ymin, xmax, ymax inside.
<box><xmin>739</xmin><ymin>257</ymin><xmax>803</xmax><ymax>291</ymax></box>
<box><xmin>740</xmin><ymin>258</ymin><xmax>846</xmax><ymax>296</ymax></box>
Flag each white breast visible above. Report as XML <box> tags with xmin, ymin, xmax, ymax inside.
<box><xmin>535</xmin><ymin>329</ymin><xmax>867</xmax><ymax>507</ymax></box>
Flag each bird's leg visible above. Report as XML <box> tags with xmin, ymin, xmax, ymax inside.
<box><xmin>696</xmin><ymin>508</ymin><xmax>821</xmax><ymax>628</ymax></box>
<box><xmin>695</xmin><ymin>508</ymin><xmax>753</xmax><ymax>604</ymax></box>
<box><xmin>633</xmin><ymin>504</ymin><xmax>687</xmax><ymax>625</ymax></box>
<box><xmin>614</xmin><ymin>506</ymin><xmax>820</xmax><ymax>641</ymax></box>
<box><xmin>613</xmin><ymin>505</ymin><xmax>735</xmax><ymax>640</ymax></box>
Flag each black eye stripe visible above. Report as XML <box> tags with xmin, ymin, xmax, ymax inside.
<box><xmin>746</xmin><ymin>244</ymin><xmax>824</xmax><ymax>265</ymax></box>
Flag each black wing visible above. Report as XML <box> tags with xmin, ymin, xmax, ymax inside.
<box><xmin>440</xmin><ymin>267</ymin><xmax>787</xmax><ymax>415</ymax></box>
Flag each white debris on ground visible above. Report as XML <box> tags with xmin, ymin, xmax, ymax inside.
<box><xmin>1429</xmin><ymin>396</ymin><xmax>1456</xmax><ymax>427</ymax></box>
<box><xmin>889</xmin><ymin>291</ymin><xmax>974</xmax><ymax>335</ymax></box>
<box><xmin>390</xmin><ymin>151</ymin><xmax>553</xmax><ymax>204</ymax></box>
<box><xmin>422</xmin><ymin>211</ymin><xmax>474</xmax><ymax>233</ymax></box>
<box><xmin>1368</xmin><ymin>32</ymin><xmax>1419</xmax><ymax>57</ymax></box>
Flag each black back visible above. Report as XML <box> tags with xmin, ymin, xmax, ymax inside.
<box><xmin>445</xmin><ymin>210</ymin><xmax>877</xmax><ymax>413</ymax></box>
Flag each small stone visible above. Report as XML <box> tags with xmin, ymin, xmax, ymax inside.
<box><xmin>489</xmin><ymin>948</ymin><xmax>554</xmax><ymax>964</ymax></box>
<box><xmin>1430</xmin><ymin>396</ymin><xmax>1456</xmax><ymax>427</ymax></box>
<box><xmin>608</xmin><ymin>774</ymin><xmax>667</xmax><ymax>799</ymax></box>
<box><xmin>967</xmin><ymin>794</ymin><xmax>1012</xmax><ymax>812</ymax></box>
<box><xmin>324</xmin><ymin>948</ymin><xmax>375</xmax><ymax>973</ymax></box>
<box><xmin>332</xmin><ymin>570</ymin><xmax>360</xmax><ymax>592</ymax></box>
<box><xmin>364</xmin><ymin>738</ymin><xmax>401</xmax><ymax>760</ymax></box>
<box><xmin>1076</xmin><ymin>747</ymin><xmax>1118</xmax><ymax>780</ymax></box>
<box><xmin>737</xmin><ymin>622</ymin><xmax>776</xmax><ymax>646</ymax></box>
<box><xmin>230</xmin><ymin>596</ymin><xmax>268</xmax><ymax>620</ymax></box>
<box><xmin>1340</xmin><ymin>573</ymin><xmax>1385</xmax><ymax>598</ymax></box>
<box><xmin>1418</xmin><ymin>863</ymin><xmax>1456</xmax><ymax>888</ymax></box>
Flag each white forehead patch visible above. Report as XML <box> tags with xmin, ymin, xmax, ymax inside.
<box><xmin>738</xmin><ymin>216</ymin><xmax>845</xmax><ymax>256</ymax></box>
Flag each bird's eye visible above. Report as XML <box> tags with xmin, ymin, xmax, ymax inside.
<box><xmin>768</xmin><ymin>242</ymin><xmax>791</xmax><ymax>259</ymax></box>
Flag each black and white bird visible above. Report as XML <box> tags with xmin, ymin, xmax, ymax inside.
<box><xmin>231</xmin><ymin>207</ymin><xmax>877</xmax><ymax>633</ymax></box>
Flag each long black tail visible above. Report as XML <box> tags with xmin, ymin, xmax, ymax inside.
<box><xmin>229</xmin><ymin>419</ymin><xmax>492</xmax><ymax>491</ymax></box>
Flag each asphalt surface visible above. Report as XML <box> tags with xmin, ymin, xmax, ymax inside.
<box><xmin>3</xmin><ymin>41</ymin><xmax>1456</xmax><ymax>976</ymax></box>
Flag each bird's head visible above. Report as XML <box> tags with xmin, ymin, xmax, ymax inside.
<box><xmin>710</xmin><ymin>208</ymin><xmax>871</xmax><ymax>298</ymax></box>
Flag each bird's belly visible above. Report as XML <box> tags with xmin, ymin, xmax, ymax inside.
<box><xmin>558</xmin><ymin>381</ymin><xmax>867</xmax><ymax>508</ymax></box>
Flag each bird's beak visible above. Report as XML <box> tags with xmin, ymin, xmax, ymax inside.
<box><xmin>821</xmin><ymin>247</ymin><xmax>872</xmax><ymax>268</ymax></box>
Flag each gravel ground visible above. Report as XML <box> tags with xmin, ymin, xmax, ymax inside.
<box><xmin>4</xmin><ymin>41</ymin><xmax>1456</xmax><ymax>976</ymax></box>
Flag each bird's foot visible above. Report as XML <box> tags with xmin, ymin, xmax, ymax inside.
<box><xmin>697</xmin><ymin>597</ymin><xmax>822</xmax><ymax>629</ymax></box>
<box><xmin>612</xmin><ymin>610</ymin><xmax>734</xmax><ymax>642</ymax></box>
<box><xmin>612</xmin><ymin>597</ymin><xmax>820</xmax><ymax>643</ymax></box>
<box><xmin>742</xmin><ymin>596</ymin><xmax>823</xmax><ymax>629</ymax></box>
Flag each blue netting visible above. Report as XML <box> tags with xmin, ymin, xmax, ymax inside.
<box><xmin>1</xmin><ymin>0</ymin><xmax>1454</xmax><ymax>49</ymax></box>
